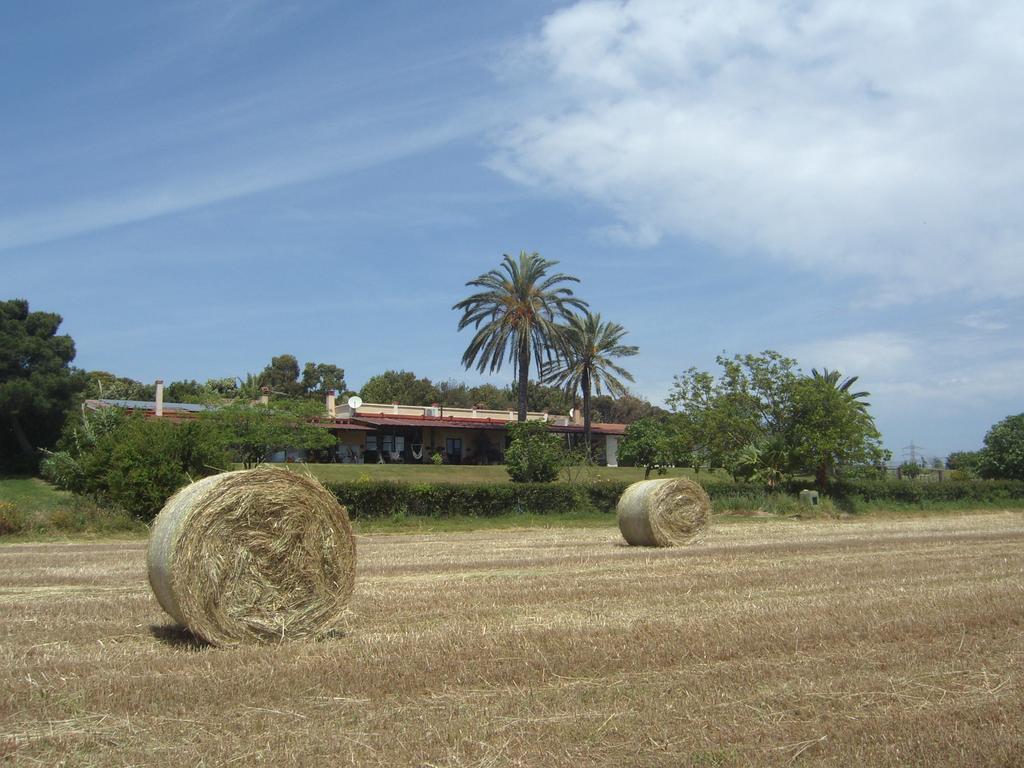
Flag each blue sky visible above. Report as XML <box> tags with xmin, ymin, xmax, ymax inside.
<box><xmin>3</xmin><ymin>0</ymin><xmax>1021</xmax><ymax>462</ymax></box>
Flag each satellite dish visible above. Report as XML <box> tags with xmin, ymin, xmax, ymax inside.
<box><xmin>348</xmin><ymin>396</ymin><xmax>363</xmax><ymax>410</ymax></box>
<box><xmin>568</xmin><ymin>408</ymin><xmax>575</xmax><ymax>419</ymax></box>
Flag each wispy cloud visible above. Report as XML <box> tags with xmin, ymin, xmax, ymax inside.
<box><xmin>0</xmin><ymin>110</ymin><xmax>484</xmax><ymax>253</ymax></box>
<box><xmin>491</xmin><ymin>0</ymin><xmax>1024</xmax><ymax>302</ymax></box>
<box><xmin>958</xmin><ymin>311</ymin><xmax>1009</xmax><ymax>333</ymax></box>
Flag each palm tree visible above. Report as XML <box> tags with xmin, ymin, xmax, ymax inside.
<box><xmin>810</xmin><ymin>368</ymin><xmax>871</xmax><ymax>410</ymax></box>
<box><xmin>543</xmin><ymin>311</ymin><xmax>638</xmax><ymax>455</ymax></box>
<box><xmin>453</xmin><ymin>252</ymin><xmax>587</xmax><ymax>421</ymax></box>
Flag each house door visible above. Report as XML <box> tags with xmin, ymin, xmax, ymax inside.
<box><xmin>445</xmin><ymin>437</ymin><xmax>462</xmax><ymax>464</ymax></box>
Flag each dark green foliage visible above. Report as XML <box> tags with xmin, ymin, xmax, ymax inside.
<box><xmin>0</xmin><ymin>299</ymin><xmax>86</xmax><ymax>471</ymax></box>
<box><xmin>164</xmin><ymin>379</ymin><xmax>207</xmax><ymax>403</ymax></box>
<box><xmin>327</xmin><ymin>480</ymin><xmax>618</xmax><ymax>519</ymax></box>
<box><xmin>328</xmin><ymin>476</ymin><xmax>1024</xmax><ymax>520</ymax></box>
<box><xmin>590</xmin><ymin>393</ymin><xmax>663</xmax><ymax>424</ymax></box>
<box><xmin>359</xmin><ymin>369</ymin><xmax>441</xmax><ymax>405</ymax></box>
<box><xmin>42</xmin><ymin>411</ymin><xmax>227</xmax><ymax>521</ymax></box>
<box><xmin>821</xmin><ymin>477</ymin><xmax>1024</xmax><ymax>504</ymax></box>
<box><xmin>257</xmin><ymin>354</ymin><xmax>304</xmax><ymax>397</ymax></box>
<box><xmin>435</xmin><ymin>380</ymin><xmax>509</xmax><ymax>410</ymax></box>
<box><xmin>946</xmin><ymin>450</ymin><xmax>982</xmax><ymax>476</ymax></box>
<box><xmin>505</xmin><ymin>380</ymin><xmax>574</xmax><ymax>415</ymax></box>
<box><xmin>899</xmin><ymin>461</ymin><xmax>923</xmax><ymax>479</ymax></box>
<box><xmin>978</xmin><ymin>413</ymin><xmax>1024</xmax><ymax>480</ymax></box>
<box><xmin>301</xmin><ymin>363</ymin><xmax>346</xmax><ymax>396</ymax></box>
<box><xmin>504</xmin><ymin>421</ymin><xmax>565</xmax><ymax>482</ymax></box>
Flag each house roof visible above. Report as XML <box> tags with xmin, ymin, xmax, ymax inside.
<box><xmin>354</xmin><ymin>415</ymin><xmax>513</xmax><ymax>431</ymax></box>
<box><xmin>89</xmin><ymin>398</ymin><xmax>212</xmax><ymax>413</ymax></box>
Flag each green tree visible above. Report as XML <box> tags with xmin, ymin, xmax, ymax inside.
<box><xmin>301</xmin><ymin>362</ymin><xmax>346</xmax><ymax>397</ymax></box>
<box><xmin>165</xmin><ymin>379</ymin><xmax>208</xmax><ymax>403</ymax></box>
<box><xmin>453</xmin><ymin>252</ymin><xmax>586</xmax><ymax>421</ymax></box>
<box><xmin>359</xmin><ymin>370</ymin><xmax>441</xmax><ymax>405</ymax></box>
<box><xmin>257</xmin><ymin>354</ymin><xmax>304</xmax><ymax>398</ymax></box>
<box><xmin>503</xmin><ymin>380</ymin><xmax>574</xmax><ymax>415</ymax></box>
<box><xmin>83</xmin><ymin>371</ymin><xmax>155</xmax><ymax>401</ymax></box>
<box><xmin>786</xmin><ymin>372</ymin><xmax>886</xmax><ymax>488</ymax></box>
<box><xmin>978</xmin><ymin>413</ymin><xmax>1024</xmax><ymax>480</ymax></box>
<box><xmin>504</xmin><ymin>420</ymin><xmax>565</xmax><ymax>482</ymax></box>
<box><xmin>202</xmin><ymin>400</ymin><xmax>335</xmax><ymax>469</ymax></box>
<box><xmin>590</xmin><ymin>393</ymin><xmax>663</xmax><ymax>424</ymax></box>
<box><xmin>618</xmin><ymin>418</ymin><xmax>669</xmax><ymax>479</ymax></box>
<box><xmin>0</xmin><ymin>299</ymin><xmax>87</xmax><ymax>471</ymax></box>
<box><xmin>543</xmin><ymin>312</ymin><xmax>638</xmax><ymax>456</ymax></box>
<box><xmin>946</xmin><ymin>450</ymin><xmax>982</xmax><ymax>476</ymax></box>
<box><xmin>618</xmin><ymin>417</ymin><xmax>693</xmax><ymax>479</ymax></box>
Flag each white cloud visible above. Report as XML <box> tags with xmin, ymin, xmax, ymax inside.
<box><xmin>958</xmin><ymin>311</ymin><xmax>1009</xmax><ymax>332</ymax></box>
<box><xmin>790</xmin><ymin>332</ymin><xmax>915</xmax><ymax>380</ymax></box>
<box><xmin>492</xmin><ymin>0</ymin><xmax>1024</xmax><ymax>301</ymax></box>
<box><xmin>788</xmin><ymin>329</ymin><xmax>1024</xmax><ymax>405</ymax></box>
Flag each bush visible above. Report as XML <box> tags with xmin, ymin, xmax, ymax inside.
<box><xmin>505</xmin><ymin>421</ymin><xmax>564</xmax><ymax>483</ymax></box>
<box><xmin>42</xmin><ymin>411</ymin><xmax>228</xmax><ymax>521</ymax></box>
<box><xmin>0</xmin><ymin>502</ymin><xmax>28</xmax><ymax>535</ymax></box>
<box><xmin>327</xmin><ymin>480</ymin><xmax>627</xmax><ymax>519</ymax></box>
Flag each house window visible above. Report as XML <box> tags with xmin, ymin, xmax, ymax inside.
<box><xmin>383</xmin><ymin>435</ymin><xmax>405</xmax><ymax>454</ymax></box>
<box><xmin>365</xmin><ymin>435</ymin><xmax>377</xmax><ymax>451</ymax></box>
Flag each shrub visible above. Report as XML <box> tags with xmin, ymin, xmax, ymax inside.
<box><xmin>0</xmin><ymin>502</ymin><xmax>28</xmax><ymax>535</ymax></box>
<box><xmin>42</xmin><ymin>411</ymin><xmax>228</xmax><ymax>521</ymax></box>
<box><xmin>505</xmin><ymin>421</ymin><xmax>564</xmax><ymax>483</ymax></box>
<box><xmin>328</xmin><ymin>480</ymin><xmax>621</xmax><ymax>519</ymax></box>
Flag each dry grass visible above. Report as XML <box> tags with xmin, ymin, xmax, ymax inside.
<box><xmin>1</xmin><ymin>512</ymin><xmax>1023</xmax><ymax>766</ymax></box>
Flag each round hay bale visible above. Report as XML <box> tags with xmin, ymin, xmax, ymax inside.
<box><xmin>147</xmin><ymin>467</ymin><xmax>355</xmax><ymax>645</ymax></box>
<box><xmin>616</xmin><ymin>478</ymin><xmax>711</xmax><ymax>547</ymax></box>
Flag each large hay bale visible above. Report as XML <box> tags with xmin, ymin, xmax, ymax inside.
<box><xmin>617</xmin><ymin>478</ymin><xmax>711</xmax><ymax>547</ymax></box>
<box><xmin>147</xmin><ymin>467</ymin><xmax>355</xmax><ymax>645</ymax></box>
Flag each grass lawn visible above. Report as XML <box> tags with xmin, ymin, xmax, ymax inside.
<box><xmin>0</xmin><ymin>476</ymin><xmax>76</xmax><ymax>516</ymax></box>
<box><xmin>281</xmin><ymin>462</ymin><xmax>722</xmax><ymax>484</ymax></box>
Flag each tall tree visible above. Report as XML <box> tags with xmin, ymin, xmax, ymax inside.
<box><xmin>0</xmin><ymin>299</ymin><xmax>86</xmax><ymax>470</ymax></box>
<box><xmin>786</xmin><ymin>371</ymin><xmax>886</xmax><ymax>488</ymax></box>
<box><xmin>257</xmin><ymin>354</ymin><xmax>303</xmax><ymax>397</ymax></box>
<box><xmin>978</xmin><ymin>413</ymin><xmax>1024</xmax><ymax>480</ymax></box>
<box><xmin>543</xmin><ymin>312</ymin><xmax>638</xmax><ymax>454</ymax></box>
<box><xmin>301</xmin><ymin>362</ymin><xmax>346</xmax><ymax>397</ymax></box>
<box><xmin>453</xmin><ymin>252</ymin><xmax>586</xmax><ymax>421</ymax></box>
<box><xmin>359</xmin><ymin>370</ymin><xmax>440</xmax><ymax>405</ymax></box>
<box><xmin>810</xmin><ymin>368</ymin><xmax>870</xmax><ymax>410</ymax></box>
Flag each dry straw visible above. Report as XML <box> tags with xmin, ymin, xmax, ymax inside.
<box><xmin>147</xmin><ymin>467</ymin><xmax>356</xmax><ymax>645</ymax></box>
<box><xmin>617</xmin><ymin>477</ymin><xmax>711</xmax><ymax>547</ymax></box>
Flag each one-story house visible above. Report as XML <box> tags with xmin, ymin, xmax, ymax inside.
<box><xmin>86</xmin><ymin>381</ymin><xmax>628</xmax><ymax>466</ymax></box>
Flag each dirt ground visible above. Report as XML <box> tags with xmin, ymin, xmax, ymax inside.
<box><xmin>2</xmin><ymin>512</ymin><xmax>1023</xmax><ymax>766</ymax></box>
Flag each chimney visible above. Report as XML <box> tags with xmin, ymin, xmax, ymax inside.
<box><xmin>155</xmin><ymin>380</ymin><xmax>164</xmax><ymax>417</ymax></box>
<box><xmin>326</xmin><ymin>390</ymin><xmax>336</xmax><ymax>418</ymax></box>
<box><xmin>259</xmin><ymin>386</ymin><xmax>270</xmax><ymax>405</ymax></box>
<box><xmin>392</xmin><ymin>401</ymin><xmax>400</xmax><ymax>414</ymax></box>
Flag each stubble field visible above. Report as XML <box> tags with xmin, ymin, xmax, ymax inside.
<box><xmin>2</xmin><ymin>512</ymin><xmax>1023</xmax><ymax>766</ymax></box>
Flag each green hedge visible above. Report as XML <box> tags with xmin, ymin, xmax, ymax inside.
<box><xmin>326</xmin><ymin>480</ymin><xmax>632</xmax><ymax>519</ymax></box>
<box><xmin>821</xmin><ymin>478</ymin><xmax>1024</xmax><ymax>504</ymax></box>
<box><xmin>326</xmin><ymin>476</ymin><xmax>1024</xmax><ymax>519</ymax></box>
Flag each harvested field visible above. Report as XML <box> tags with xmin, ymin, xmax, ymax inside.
<box><xmin>1</xmin><ymin>513</ymin><xmax>1023</xmax><ymax>766</ymax></box>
